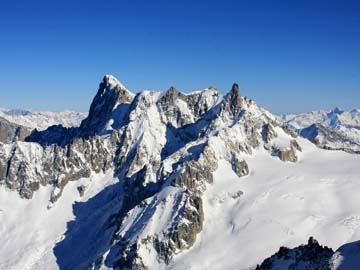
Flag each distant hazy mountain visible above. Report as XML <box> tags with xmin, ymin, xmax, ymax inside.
<box><xmin>282</xmin><ymin>108</ymin><xmax>360</xmax><ymax>153</ymax></box>
<box><xmin>0</xmin><ymin>108</ymin><xmax>87</xmax><ymax>131</ymax></box>
<box><xmin>0</xmin><ymin>75</ymin><xmax>359</xmax><ymax>270</ymax></box>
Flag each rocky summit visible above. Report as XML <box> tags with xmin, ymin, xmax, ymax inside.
<box><xmin>0</xmin><ymin>75</ymin><xmax>360</xmax><ymax>270</ymax></box>
<box><xmin>256</xmin><ymin>237</ymin><xmax>335</xmax><ymax>270</ymax></box>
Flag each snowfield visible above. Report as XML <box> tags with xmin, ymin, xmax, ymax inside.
<box><xmin>0</xmin><ymin>171</ymin><xmax>119</xmax><ymax>270</ymax></box>
<box><xmin>170</xmin><ymin>137</ymin><xmax>360</xmax><ymax>270</ymax></box>
<box><xmin>1</xmin><ymin>137</ymin><xmax>359</xmax><ymax>270</ymax></box>
<box><xmin>1</xmin><ymin>75</ymin><xmax>359</xmax><ymax>270</ymax></box>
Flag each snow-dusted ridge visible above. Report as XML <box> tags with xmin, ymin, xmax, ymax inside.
<box><xmin>0</xmin><ymin>75</ymin><xmax>359</xmax><ymax>270</ymax></box>
<box><xmin>0</xmin><ymin>108</ymin><xmax>87</xmax><ymax>131</ymax></box>
<box><xmin>282</xmin><ymin>108</ymin><xmax>360</xmax><ymax>153</ymax></box>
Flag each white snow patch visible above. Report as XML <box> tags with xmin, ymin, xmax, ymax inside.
<box><xmin>170</xmin><ymin>138</ymin><xmax>360</xmax><ymax>270</ymax></box>
<box><xmin>0</xmin><ymin>171</ymin><xmax>118</xmax><ymax>270</ymax></box>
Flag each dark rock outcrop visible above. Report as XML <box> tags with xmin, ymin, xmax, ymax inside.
<box><xmin>78</xmin><ymin>75</ymin><xmax>133</xmax><ymax>138</ymax></box>
<box><xmin>290</xmin><ymin>139</ymin><xmax>302</xmax><ymax>152</ymax></box>
<box><xmin>256</xmin><ymin>237</ymin><xmax>334</xmax><ymax>270</ymax></box>
<box><xmin>0</xmin><ymin>132</ymin><xmax>119</xmax><ymax>199</ymax></box>
<box><xmin>271</xmin><ymin>140</ymin><xmax>301</xmax><ymax>163</ymax></box>
<box><xmin>157</xmin><ymin>86</ymin><xmax>221</xmax><ymax>128</ymax></box>
<box><xmin>224</xmin><ymin>83</ymin><xmax>243</xmax><ymax>116</ymax></box>
<box><xmin>262</xmin><ymin>123</ymin><xmax>278</xmax><ymax>143</ymax></box>
<box><xmin>155</xmin><ymin>194</ymin><xmax>204</xmax><ymax>264</ymax></box>
<box><xmin>25</xmin><ymin>125</ymin><xmax>78</xmax><ymax>147</ymax></box>
<box><xmin>230</xmin><ymin>154</ymin><xmax>249</xmax><ymax>177</ymax></box>
<box><xmin>278</xmin><ymin>146</ymin><xmax>298</xmax><ymax>162</ymax></box>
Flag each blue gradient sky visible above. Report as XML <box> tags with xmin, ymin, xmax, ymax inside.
<box><xmin>0</xmin><ymin>0</ymin><xmax>359</xmax><ymax>114</ymax></box>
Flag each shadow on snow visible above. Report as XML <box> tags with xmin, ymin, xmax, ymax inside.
<box><xmin>53</xmin><ymin>181</ymin><xmax>123</xmax><ymax>270</ymax></box>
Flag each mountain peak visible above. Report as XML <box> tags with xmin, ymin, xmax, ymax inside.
<box><xmin>102</xmin><ymin>74</ymin><xmax>134</xmax><ymax>97</ymax></box>
<box><xmin>78</xmin><ymin>75</ymin><xmax>134</xmax><ymax>137</ymax></box>
<box><xmin>4</xmin><ymin>76</ymin><xmax>360</xmax><ymax>270</ymax></box>
<box><xmin>167</xmin><ymin>86</ymin><xmax>177</xmax><ymax>92</ymax></box>
<box><xmin>102</xmin><ymin>74</ymin><xmax>125</xmax><ymax>89</ymax></box>
<box><xmin>225</xmin><ymin>82</ymin><xmax>242</xmax><ymax>115</ymax></box>
<box><xmin>330</xmin><ymin>107</ymin><xmax>344</xmax><ymax>115</ymax></box>
<box><xmin>231</xmin><ymin>82</ymin><xmax>240</xmax><ymax>93</ymax></box>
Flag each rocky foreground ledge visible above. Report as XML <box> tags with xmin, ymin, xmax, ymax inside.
<box><xmin>256</xmin><ymin>237</ymin><xmax>334</xmax><ymax>270</ymax></box>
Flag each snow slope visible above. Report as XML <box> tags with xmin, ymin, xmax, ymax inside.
<box><xmin>1</xmin><ymin>75</ymin><xmax>360</xmax><ymax>270</ymax></box>
<box><xmin>0</xmin><ymin>108</ymin><xmax>87</xmax><ymax>130</ymax></box>
<box><xmin>170</xmin><ymin>136</ymin><xmax>360</xmax><ymax>270</ymax></box>
<box><xmin>0</xmin><ymin>171</ymin><xmax>119</xmax><ymax>270</ymax></box>
<box><xmin>2</xmin><ymin>136</ymin><xmax>360</xmax><ymax>270</ymax></box>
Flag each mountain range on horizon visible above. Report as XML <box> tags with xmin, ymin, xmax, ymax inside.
<box><xmin>0</xmin><ymin>75</ymin><xmax>360</xmax><ymax>270</ymax></box>
<box><xmin>1</xmin><ymin>80</ymin><xmax>359</xmax><ymax>154</ymax></box>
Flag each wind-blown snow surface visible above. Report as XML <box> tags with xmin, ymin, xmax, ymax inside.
<box><xmin>170</xmin><ymin>137</ymin><xmax>360</xmax><ymax>270</ymax></box>
<box><xmin>0</xmin><ymin>171</ymin><xmax>119</xmax><ymax>270</ymax></box>
<box><xmin>0</xmin><ymin>108</ymin><xmax>87</xmax><ymax>130</ymax></box>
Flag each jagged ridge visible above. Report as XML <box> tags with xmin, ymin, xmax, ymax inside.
<box><xmin>0</xmin><ymin>75</ymin><xmax>305</xmax><ymax>269</ymax></box>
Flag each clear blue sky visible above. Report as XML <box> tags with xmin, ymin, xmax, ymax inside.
<box><xmin>0</xmin><ymin>0</ymin><xmax>359</xmax><ymax>114</ymax></box>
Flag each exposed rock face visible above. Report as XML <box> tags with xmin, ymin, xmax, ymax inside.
<box><xmin>255</xmin><ymin>237</ymin><xmax>334</xmax><ymax>270</ymax></box>
<box><xmin>78</xmin><ymin>74</ymin><xmax>134</xmax><ymax>138</ymax></box>
<box><xmin>282</xmin><ymin>124</ymin><xmax>299</xmax><ymax>138</ymax></box>
<box><xmin>0</xmin><ymin>116</ymin><xmax>30</xmax><ymax>143</ymax></box>
<box><xmin>278</xmin><ymin>146</ymin><xmax>298</xmax><ymax>162</ymax></box>
<box><xmin>270</xmin><ymin>140</ymin><xmax>302</xmax><ymax>162</ymax></box>
<box><xmin>224</xmin><ymin>83</ymin><xmax>243</xmax><ymax>116</ymax></box>
<box><xmin>262</xmin><ymin>123</ymin><xmax>278</xmax><ymax>143</ymax></box>
<box><xmin>230</xmin><ymin>154</ymin><xmax>249</xmax><ymax>177</ymax></box>
<box><xmin>77</xmin><ymin>184</ymin><xmax>86</xmax><ymax>197</ymax></box>
<box><xmin>25</xmin><ymin>74</ymin><xmax>134</xmax><ymax>146</ymax></box>
<box><xmin>157</xmin><ymin>86</ymin><xmax>222</xmax><ymax>128</ymax></box>
<box><xmin>155</xmin><ymin>194</ymin><xmax>204</xmax><ymax>263</ymax></box>
<box><xmin>25</xmin><ymin>125</ymin><xmax>78</xmax><ymax>147</ymax></box>
<box><xmin>0</xmin><ymin>75</ymin><xmax>304</xmax><ymax>269</ymax></box>
<box><xmin>290</xmin><ymin>139</ymin><xmax>302</xmax><ymax>152</ymax></box>
<box><xmin>0</xmin><ymin>133</ymin><xmax>118</xmax><ymax>199</ymax></box>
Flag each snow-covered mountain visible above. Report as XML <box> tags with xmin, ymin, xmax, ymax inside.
<box><xmin>0</xmin><ymin>75</ymin><xmax>360</xmax><ymax>270</ymax></box>
<box><xmin>281</xmin><ymin>108</ymin><xmax>360</xmax><ymax>153</ymax></box>
<box><xmin>0</xmin><ymin>108</ymin><xmax>87</xmax><ymax>131</ymax></box>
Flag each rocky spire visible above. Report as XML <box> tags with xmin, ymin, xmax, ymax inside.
<box><xmin>225</xmin><ymin>82</ymin><xmax>243</xmax><ymax>116</ymax></box>
<box><xmin>78</xmin><ymin>75</ymin><xmax>134</xmax><ymax>137</ymax></box>
<box><xmin>231</xmin><ymin>83</ymin><xmax>240</xmax><ymax>94</ymax></box>
<box><xmin>159</xmin><ymin>86</ymin><xmax>183</xmax><ymax>106</ymax></box>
